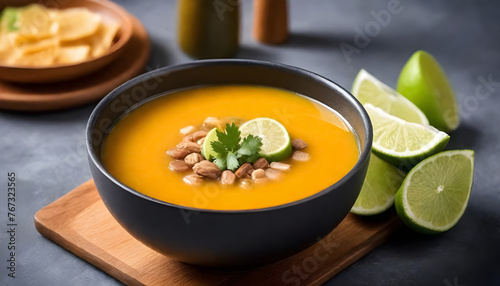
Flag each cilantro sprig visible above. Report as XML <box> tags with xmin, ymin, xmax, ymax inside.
<box><xmin>210</xmin><ymin>123</ymin><xmax>263</xmax><ymax>171</ymax></box>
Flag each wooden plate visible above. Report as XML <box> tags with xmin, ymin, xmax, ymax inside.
<box><xmin>0</xmin><ymin>14</ymin><xmax>149</xmax><ymax>112</ymax></box>
<box><xmin>0</xmin><ymin>0</ymin><xmax>134</xmax><ymax>83</ymax></box>
<box><xmin>35</xmin><ymin>180</ymin><xmax>400</xmax><ymax>286</ymax></box>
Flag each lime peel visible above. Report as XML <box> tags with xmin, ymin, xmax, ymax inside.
<box><xmin>365</xmin><ymin>104</ymin><xmax>450</xmax><ymax>168</ymax></box>
<box><xmin>395</xmin><ymin>150</ymin><xmax>474</xmax><ymax>233</ymax></box>
<box><xmin>239</xmin><ymin>117</ymin><xmax>292</xmax><ymax>162</ymax></box>
<box><xmin>351</xmin><ymin>153</ymin><xmax>405</xmax><ymax>215</ymax></box>
<box><xmin>352</xmin><ymin>69</ymin><xmax>429</xmax><ymax>125</ymax></box>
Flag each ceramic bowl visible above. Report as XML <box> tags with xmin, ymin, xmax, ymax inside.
<box><xmin>86</xmin><ymin>59</ymin><xmax>372</xmax><ymax>269</ymax></box>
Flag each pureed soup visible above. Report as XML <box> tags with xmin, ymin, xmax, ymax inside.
<box><xmin>102</xmin><ymin>85</ymin><xmax>359</xmax><ymax>210</ymax></box>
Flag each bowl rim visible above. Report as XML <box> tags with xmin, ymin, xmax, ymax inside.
<box><xmin>87</xmin><ymin>59</ymin><xmax>373</xmax><ymax>214</ymax></box>
<box><xmin>0</xmin><ymin>0</ymin><xmax>133</xmax><ymax>70</ymax></box>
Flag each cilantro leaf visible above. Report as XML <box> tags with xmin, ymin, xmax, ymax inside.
<box><xmin>226</xmin><ymin>152</ymin><xmax>239</xmax><ymax>171</ymax></box>
<box><xmin>237</xmin><ymin>134</ymin><xmax>262</xmax><ymax>157</ymax></box>
<box><xmin>209</xmin><ymin>122</ymin><xmax>263</xmax><ymax>171</ymax></box>
<box><xmin>215</xmin><ymin>123</ymin><xmax>240</xmax><ymax>152</ymax></box>
<box><xmin>213</xmin><ymin>157</ymin><xmax>227</xmax><ymax>170</ymax></box>
<box><xmin>211</xmin><ymin>141</ymin><xmax>228</xmax><ymax>155</ymax></box>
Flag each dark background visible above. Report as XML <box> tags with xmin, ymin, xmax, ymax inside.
<box><xmin>1</xmin><ymin>0</ymin><xmax>499</xmax><ymax>285</ymax></box>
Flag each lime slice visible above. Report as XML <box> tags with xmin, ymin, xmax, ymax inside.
<box><xmin>352</xmin><ymin>69</ymin><xmax>429</xmax><ymax>125</ymax></box>
<box><xmin>395</xmin><ymin>150</ymin><xmax>474</xmax><ymax>233</ymax></box>
<box><xmin>397</xmin><ymin>50</ymin><xmax>459</xmax><ymax>132</ymax></box>
<box><xmin>365</xmin><ymin>104</ymin><xmax>449</xmax><ymax>169</ymax></box>
<box><xmin>239</xmin><ymin>117</ymin><xmax>292</xmax><ymax>162</ymax></box>
<box><xmin>351</xmin><ymin>153</ymin><xmax>405</xmax><ymax>215</ymax></box>
<box><xmin>201</xmin><ymin>127</ymin><xmax>219</xmax><ymax>161</ymax></box>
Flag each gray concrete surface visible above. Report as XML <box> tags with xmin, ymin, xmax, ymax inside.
<box><xmin>0</xmin><ymin>0</ymin><xmax>499</xmax><ymax>285</ymax></box>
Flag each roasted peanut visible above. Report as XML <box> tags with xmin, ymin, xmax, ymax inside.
<box><xmin>239</xmin><ymin>179</ymin><xmax>253</xmax><ymax>189</ymax></box>
<box><xmin>292</xmin><ymin>139</ymin><xmax>308</xmax><ymax>149</ymax></box>
<box><xmin>169</xmin><ymin>160</ymin><xmax>191</xmax><ymax>172</ymax></box>
<box><xmin>292</xmin><ymin>151</ymin><xmax>310</xmax><ymax>162</ymax></box>
<box><xmin>183</xmin><ymin>174</ymin><xmax>204</xmax><ymax>185</ymax></box>
<box><xmin>221</xmin><ymin>170</ymin><xmax>236</xmax><ymax>185</ymax></box>
<box><xmin>235</xmin><ymin>163</ymin><xmax>253</xmax><ymax>178</ymax></box>
<box><xmin>176</xmin><ymin>141</ymin><xmax>201</xmax><ymax>153</ymax></box>
<box><xmin>203</xmin><ymin>117</ymin><xmax>220</xmax><ymax>129</ymax></box>
<box><xmin>182</xmin><ymin>134</ymin><xmax>195</xmax><ymax>142</ymax></box>
<box><xmin>252</xmin><ymin>157</ymin><xmax>269</xmax><ymax>169</ymax></box>
<box><xmin>184</xmin><ymin>153</ymin><xmax>204</xmax><ymax>167</ymax></box>
<box><xmin>192</xmin><ymin>130</ymin><xmax>208</xmax><ymax>141</ymax></box>
<box><xmin>254</xmin><ymin>178</ymin><xmax>270</xmax><ymax>184</ymax></box>
<box><xmin>193</xmin><ymin>160</ymin><xmax>221</xmax><ymax>179</ymax></box>
<box><xmin>270</xmin><ymin>162</ymin><xmax>291</xmax><ymax>172</ymax></box>
<box><xmin>251</xmin><ymin>169</ymin><xmax>266</xmax><ymax>180</ymax></box>
<box><xmin>180</xmin><ymin>125</ymin><xmax>196</xmax><ymax>135</ymax></box>
<box><xmin>166</xmin><ymin>148</ymin><xmax>191</xmax><ymax>159</ymax></box>
<box><xmin>265</xmin><ymin>168</ymin><xmax>285</xmax><ymax>180</ymax></box>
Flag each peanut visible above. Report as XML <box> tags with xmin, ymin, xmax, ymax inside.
<box><xmin>221</xmin><ymin>170</ymin><xmax>236</xmax><ymax>185</ymax></box>
<box><xmin>182</xmin><ymin>134</ymin><xmax>195</xmax><ymax>142</ymax></box>
<box><xmin>239</xmin><ymin>179</ymin><xmax>253</xmax><ymax>189</ymax></box>
<box><xmin>176</xmin><ymin>141</ymin><xmax>201</xmax><ymax>153</ymax></box>
<box><xmin>292</xmin><ymin>139</ymin><xmax>308</xmax><ymax>149</ymax></box>
<box><xmin>270</xmin><ymin>162</ymin><xmax>291</xmax><ymax>172</ymax></box>
<box><xmin>203</xmin><ymin>117</ymin><xmax>220</xmax><ymax>129</ymax></box>
<box><xmin>193</xmin><ymin>160</ymin><xmax>221</xmax><ymax>179</ymax></box>
<box><xmin>180</xmin><ymin>125</ymin><xmax>196</xmax><ymax>135</ymax></box>
<box><xmin>184</xmin><ymin>153</ymin><xmax>204</xmax><ymax>167</ymax></box>
<box><xmin>251</xmin><ymin>169</ymin><xmax>266</xmax><ymax>180</ymax></box>
<box><xmin>252</xmin><ymin>157</ymin><xmax>269</xmax><ymax>169</ymax></box>
<box><xmin>254</xmin><ymin>178</ymin><xmax>270</xmax><ymax>184</ymax></box>
<box><xmin>265</xmin><ymin>168</ymin><xmax>285</xmax><ymax>180</ymax></box>
<box><xmin>197</xmin><ymin>137</ymin><xmax>205</xmax><ymax>145</ymax></box>
<box><xmin>183</xmin><ymin>174</ymin><xmax>204</xmax><ymax>186</ymax></box>
<box><xmin>292</xmin><ymin>151</ymin><xmax>310</xmax><ymax>162</ymax></box>
<box><xmin>166</xmin><ymin>148</ymin><xmax>191</xmax><ymax>159</ymax></box>
<box><xmin>169</xmin><ymin>160</ymin><xmax>191</xmax><ymax>172</ymax></box>
<box><xmin>192</xmin><ymin>131</ymin><xmax>208</xmax><ymax>141</ymax></box>
<box><xmin>235</xmin><ymin>163</ymin><xmax>253</xmax><ymax>178</ymax></box>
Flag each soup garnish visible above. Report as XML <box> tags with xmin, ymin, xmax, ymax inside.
<box><xmin>102</xmin><ymin>85</ymin><xmax>359</xmax><ymax>210</ymax></box>
<box><xmin>167</xmin><ymin>117</ymin><xmax>310</xmax><ymax>188</ymax></box>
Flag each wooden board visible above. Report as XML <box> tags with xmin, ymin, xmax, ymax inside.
<box><xmin>0</xmin><ymin>15</ymin><xmax>150</xmax><ymax>112</ymax></box>
<box><xmin>35</xmin><ymin>180</ymin><xmax>400</xmax><ymax>286</ymax></box>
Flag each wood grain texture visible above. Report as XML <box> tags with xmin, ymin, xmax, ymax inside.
<box><xmin>34</xmin><ymin>180</ymin><xmax>400</xmax><ymax>286</ymax></box>
<box><xmin>0</xmin><ymin>14</ymin><xmax>149</xmax><ymax>112</ymax></box>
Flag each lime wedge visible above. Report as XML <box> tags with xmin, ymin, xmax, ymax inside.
<box><xmin>201</xmin><ymin>127</ymin><xmax>219</xmax><ymax>161</ymax></box>
<box><xmin>239</xmin><ymin>117</ymin><xmax>292</xmax><ymax>162</ymax></box>
<box><xmin>365</xmin><ymin>104</ymin><xmax>449</xmax><ymax>169</ymax></box>
<box><xmin>352</xmin><ymin>69</ymin><xmax>429</xmax><ymax>125</ymax></box>
<box><xmin>351</xmin><ymin>153</ymin><xmax>405</xmax><ymax>215</ymax></box>
<box><xmin>395</xmin><ymin>150</ymin><xmax>474</xmax><ymax>233</ymax></box>
<box><xmin>397</xmin><ymin>50</ymin><xmax>459</xmax><ymax>132</ymax></box>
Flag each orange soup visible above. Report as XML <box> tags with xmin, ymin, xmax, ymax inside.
<box><xmin>102</xmin><ymin>85</ymin><xmax>359</xmax><ymax>210</ymax></box>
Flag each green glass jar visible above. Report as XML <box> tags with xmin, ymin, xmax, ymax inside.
<box><xmin>178</xmin><ymin>0</ymin><xmax>239</xmax><ymax>59</ymax></box>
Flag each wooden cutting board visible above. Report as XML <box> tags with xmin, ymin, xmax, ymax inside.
<box><xmin>34</xmin><ymin>180</ymin><xmax>400</xmax><ymax>286</ymax></box>
<box><xmin>0</xmin><ymin>15</ymin><xmax>150</xmax><ymax>112</ymax></box>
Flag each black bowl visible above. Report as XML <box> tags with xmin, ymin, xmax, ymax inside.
<box><xmin>86</xmin><ymin>59</ymin><xmax>372</xmax><ymax>269</ymax></box>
